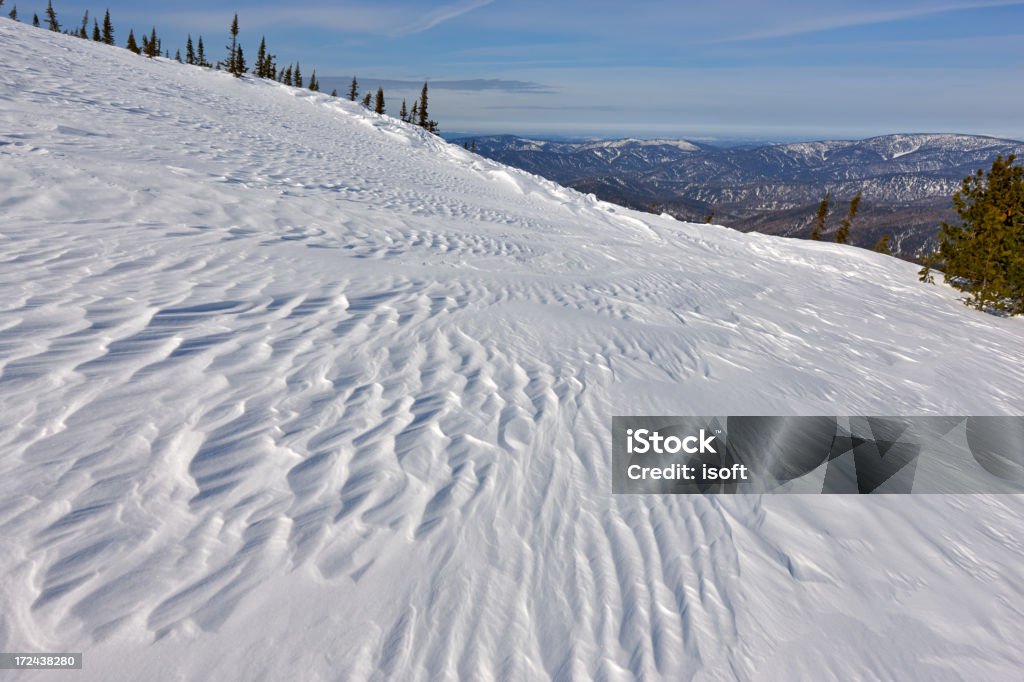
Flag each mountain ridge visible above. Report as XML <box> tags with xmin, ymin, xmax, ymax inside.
<box><xmin>454</xmin><ymin>132</ymin><xmax>1024</xmax><ymax>255</ymax></box>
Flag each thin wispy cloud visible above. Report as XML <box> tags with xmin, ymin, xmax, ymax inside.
<box><xmin>715</xmin><ymin>0</ymin><xmax>1024</xmax><ymax>43</ymax></box>
<box><xmin>394</xmin><ymin>0</ymin><xmax>495</xmax><ymax>36</ymax></box>
<box><xmin>159</xmin><ymin>1</ymin><xmax>494</xmax><ymax>36</ymax></box>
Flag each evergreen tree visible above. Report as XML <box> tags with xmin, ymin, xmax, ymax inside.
<box><xmin>361</xmin><ymin>92</ymin><xmax>371</xmax><ymax>107</ymax></box>
<box><xmin>416</xmin><ymin>81</ymin><xmax>429</xmax><ymax>128</ymax></box>
<box><xmin>330</xmin><ymin>88</ymin><xmax>337</xmax><ymax>97</ymax></box>
<box><xmin>32</xmin><ymin>12</ymin><xmax>38</xmax><ymax>27</ymax></box>
<box><xmin>197</xmin><ymin>36</ymin><xmax>208</xmax><ymax>66</ymax></box>
<box><xmin>308</xmin><ymin>70</ymin><xmax>319</xmax><ymax>91</ymax></box>
<box><xmin>873</xmin><ymin>234</ymin><xmax>891</xmax><ymax>255</ymax></box>
<box><xmin>810</xmin><ymin>191</ymin><xmax>830</xmax><ymax>240</ymax></box>
<box><xmin>126</xmin><ymin>29</ymin><xmax>140</xmax><ymax>54</ymax></box>
<box><xmin>186</xmin><ymin>35</ymin><xmax>195</xmax><ymax>65</ymax></box>
<box><xmin>255</xmin><ymin>36</ymin><xmax>266</xmax><ymax>77</ymax></box>
<box><xmin>919</xmin><ymin>154</ymin><xmax>1024</xmax><ymax>314</ymax></box>
<box><xmin>470</xmin><ymin>139</ymin><xmax>476</xmax><ymax>153</ymax></box>
<box><xmin>410</xmin><ymin>101</ymin><xmax>418</xmax><ymax>122</ymax></box>
<box><xmin>45</xmin><ymin>0</ymin><xmax>58</xmax><ymax>31</ymax></box>
<box><xmin>225</xmin><ymin>13</ymin><xmax>239</xmax><ymax>74</ymax></box>
<box><xmin>348</xmin><ymin>76</ymin><xmax>358</xmax><ymax>101</ymax></box>
<box><xmin>9</xmin><ymin>5</ymin><xmax>17</xmax><ymax>21</ymax></box>
<box><xmin>92</xmin><ymin>18</ymin><xmax>100</xmax><ymax>41</ymax></box>
<box><xmin>235</xmin><ymin>44</ymin><xmax>245</xmax><ymax>74</ymax></box>
<box><xmin>102</xmin><ymin>9</ymin><xmax>113</xmax><ymax>45</ymax></box>
<box><xmin>78</xmin><ymin>10</ymin><xmax>88</xmax><ymax>38</ymax></box>
<box><xmin>374</xmin><ymin>87</ymin><xmax>385</xmax><ymax>114</ymax></box>
<box><xmin>283</xmin><ymin>64</ymin><xmax>292</xmax><ymax>86</ymax></box>
<box><xmin>175</xmin><ymin>49</ymin><xmax>181</xmax><ymax>62</ymax></box>
<box><xmin>294</xmin><ymin>62</ymin><xmax>302</xmax><ymax>88</ymax></box>
<box><xmin>834</xmin><ymin>191</ymin><xmax>862</xmax><ymax>245</ymax></box>
<box><xmin>399</xmin><ymin>99</ymin><xmax>408</xmax><ymax>122</ymax></box>
<box><xmin>143</xmin><ymin>26</ymin><xmax>159</xmax><ymax>58</ymax></box>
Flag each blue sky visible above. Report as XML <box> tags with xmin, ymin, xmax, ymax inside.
<box><xmin>28</xmin><ymin>1</ymin><xmax>1024</xmax><ymax>140</ymax></box>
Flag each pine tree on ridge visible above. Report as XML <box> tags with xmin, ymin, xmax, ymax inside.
<box><xmin>834</xmin><ymin>191</ymin><xmax>862</xmax><ymax>245</ymax></box>
<box><xmin>126</xmin><ymin>28</ymin><xmax>140</xmax><ymax>54</ymax></box>
<box><xmin>102</xmin><ymin>9</ymin><xmax>113</xmax><ymax>45</ymax></box>
<box><xmin>45</xmin><ymin>0</ymin><xmax>58</xmax><ymax>31</ymax></box>
<box><xmin>810</xmin><ymin>191</ymin><xmax>830</xmax><ymax>240</ymax></box>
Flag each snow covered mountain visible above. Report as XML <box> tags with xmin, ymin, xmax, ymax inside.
<box><xmin>2</xmin><ymin>20</ymin><xmax>1024</xmax><ymax>681</ymax></box>
<box><xmin>459</xmin><ymin>133</ymin><xmax>1024</xmax><ymax>255</ymax></box>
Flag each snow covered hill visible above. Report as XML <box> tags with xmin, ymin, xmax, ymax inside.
<box><xmin>2</xmin><ymin>20</ymin><xmax>1023</xmax><ymax>681</ymax></box>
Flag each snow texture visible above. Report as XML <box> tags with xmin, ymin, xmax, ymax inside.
<box><xmin>1</xmin><ymin>21</ymin><xmax>1023</xmax><ymax>681</ymax></box>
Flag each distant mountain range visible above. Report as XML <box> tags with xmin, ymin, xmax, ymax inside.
<box><xmin>449</xmin><ymin>133</ymin><xmax>1024</xmax><ymax>257</ymax></box>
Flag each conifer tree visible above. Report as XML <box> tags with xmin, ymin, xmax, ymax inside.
<box><xmin>102</xmin><ymin>9</ymin><xmax>113</xmax><ymax>45</ymax></box>
<box><xmin>32</xmin><ymin>12</ymin><xmax>38</xmax><ymax>27</ymax></box>
<box><xmin>308</xmin><ymin>70</ymin><xmax>319</xmax><ymax>91</ymax></box>
<box><xmin>174</xmin><ymin>49</ymin><xmax>180</xmax><ymax>62</ymax></box>
<box><xmin>294</xmin><ymin>62</ymin><xmax>302</xmax><ymax>88</ymax></box>
<box><xmin>283</xmin><ymin>64</ymin><xmax>293</xmax><ymax>86</ymax></box>
<box><xmin>186</xmin><ymin>35</ymin><xmax>195</xmax><ymax>65</ymax></box>
<box><xmin>919</xmin><ymin>154</ymin><xmax>1024</xmax><ymax>314</ymax></box>
<box><xmin>197</xmin><ymin>36</ymin><xmax>208</xmax><ymax>66</ymax></box>
<box><xmin>410</xmin><ymin>101</ymin><xmax>418</xmax><ymax>122</ymax></box>
<box><xmin>45</xmin><ymin>0</ymin><xmax>58</xmax><ymax>31</ymax></box>
<box><xmin>226</xmin><ymin>13</ymin><xmax>239</xmax><ymax>75</ymax></box>
<box><xmin>834</xmin><ymin>191</ymin><xmax>862</xmax><ymax>245</ymax></box>
<box><xmin>143</xmin><ymin>26</ymin><xmax>159</xmax><ymax>58</ymax></box>
<box><xmin>92</xmin><ymin>18</ymin><xmax>100</xmax><ymax>41</ymax></box>
<box><xmin>417</xmin><ymin>81</ymin><xmax>429</xmax><ymax>128</ymax></box>
<box><xmin>78</xmin><ymin>10</ymin><xmax>88</xmax><ymax>38</ymax></box>
<box><xmin>374</xmin><ymin>87</ymin><xmax>385</xmax><ymax>114</ymax></box>
<box><xmin>235</xmin><ymin>44</ymin><xmax>245</xmax><ymax>74</ymax></box>
<box><xmin>470</xmin><ymin>139</ymin><xmax>476</xmax><ymax>153</ymax></box>
<box><xmin>255</xmin><ymin>36</ymin><xmax>266</xmax><ymax>77</ymax></box>
<box><xmin>348</xmin><ymin>76</ymin><xmax>358</xmax><ymax>101</ymax></box>
<box><xmin>810</xmin><ymin>191</ymin><xmax>830</xmax><ymax>240</ymax></box>
<box><xmin>361</xmin><ymin>92</ymin><xmax>371</xmax><ymax>107</ymax></box>
<box><xmin>399</xmin><ymin>99</ymin><xmax>408</xmax><ymax>122</ymax></box>
<box><xmin>873</xmin><ymin>234</ymin><xmax>891</xmax><ymax>255</ymax></box>
<box><xmin>126</xmin><ymin>29</ymin><xmax>140</xmax><ymax>54</ymax></box>
<box><xmin>9</xmin><ymin>5</ymin><xmax>17</xmax><ymax>21</ymax></box>
<box><xmin>330</xmin><ymin>88</ymin><xmax>337</xmax><ymax>97</ymax></box>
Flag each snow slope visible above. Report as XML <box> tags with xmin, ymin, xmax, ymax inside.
<box><xmin>2</xmin><ymin>21</ymin><xmax>1024</xmax><ymax>681</ymax></box>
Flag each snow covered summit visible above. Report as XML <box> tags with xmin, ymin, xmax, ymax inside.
<box><xmin>1</xmin><ymin>20</ymin><xmax>1023</xmax><ymax>680</ymax></box>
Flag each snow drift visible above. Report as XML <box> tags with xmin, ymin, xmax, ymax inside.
<box><xmin>1</xmin><ymin>20</ymin><xmax>1023</xmax><ymax>680</ymax></box>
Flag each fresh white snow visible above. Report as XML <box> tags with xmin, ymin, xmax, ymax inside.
<box><xmin>2</xmin><ymin>20</ymin><xmax>1024</xmax><ymax>681</ymax></box>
